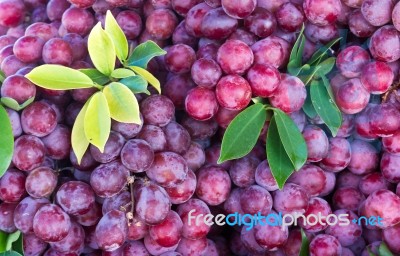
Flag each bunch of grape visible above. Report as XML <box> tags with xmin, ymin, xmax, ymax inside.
<box><xmin>1</xmin><ymin>0</ymin><xmax>400</xmax><ymax>255</ymax></box>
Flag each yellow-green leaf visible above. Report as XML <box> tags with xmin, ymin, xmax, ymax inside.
<box><xmin>26</xmin><ymin>65</ymin><xmax>94</xmax><ymax>90</ymax></box>
<box><xmin>88</xmin><ymin>22</ymin><xmax>116</xmax><ymax>76</ymax></box>
<box><xmin>71</xmin><ymin>99</ymin><xmax>90</xmax><ymax>165</ymax></box>
<box><xmin>0</xmin><ymin>105</ymin><xmax>13</xmax><ymax>178</ymax></box>
<box><xmin>84</xmin><ymin>92</ymin><xmax>111</xmax><ymax>152</ymax></box>
<box><xmin>105</xmin><ymin>10</ymin><xmax>128</xmax><ymax>61</ymax></box>
<box><xmin>103</xmin><ymin>82</ymin><xmax>141</xmax><ymax>124</ymax></box>
<box><xmin>111</xmin><ymin>68</ymin><xmax>136</xmax><ymax>79</ymax></box>
<box><xmin>129</xmin><ymin>66</ymin><xmax>161</xmax><ymax>94</ymax></box>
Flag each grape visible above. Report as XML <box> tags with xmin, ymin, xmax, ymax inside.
<box><xmin>181</xmin><ymin>115</ymin><xmax>218</xmax><ymax>140</ymax></box>
<box><xmin>140</xmin><ymin>95</ymin><xmax>175</xmax><ymax>127</ymax></box>
<box><xmin>165</xmin><ymin>169</ymin><xmax>196</xmax><ymax>204</ymax></box>
<box><xmin>229</xmin><ymin>231</ymin><xmax>248</xmax><ymax>255</ymax></box>
<box><xmin>359</xmin><ymin>172</ymin><xmax>390</xmax><ymax>196</ymax></box>
<box><xmin>368</xmin><ymin>103</ymin><xmax>400</xmax><ymax>137</ymax></box>
<box><xmin>0</xmin><ymin>202</ymin><xmax>17</xmax><ymax>233</ymax></box>
<box><xmin>171</xmin><ymin>0</ymin><xmax>202</xmax><ymax>17</ymax></box>
<box><xmin>0</xmin><ymin>169</ymin><xmax>26</xmax><ymax>202</ymax></box>
<box><xmin>347</xmin><ymin>140</ymin><xmax>378</xmax><ymax>175</ymax></box>
<box><xmin>363</xmin><ymin>189</ymin><xmax>400</xmax><ymax>228</ymax></box>
<box><xmin>282</xmin><ymin>229</ymin><xmax>304</xmax><ymax>256</ymax></box>
<box><xmin>149</xmin><ymin>210</ymin><xmax>183</xmax><ymax>247</ymax></box>
<box><xmin>111</xmin><ymin>115</ymin><xmax>143</xmax><ymax>139</ymax></box>
<box><xmin>333</xmin><ymin>187</ymin><xmax>365</xmax><ymax>212</ymax></box>
<box><xmin>309</xmin><ymin>234</ymin><xmax>342</xmax><ymax>256</ymax></box>
<box><xmin>381</xmin><ymin>152</ymin><xmax>400</xmax><ymax>183</ymax></box>
<box><xmin>75</xmin><ymin>202</ymin><xmax>102</xmax><ymax>227</ymax></box>
<box><xmin>182</xmin><ymin>142</ymin><xmax>205</xmax><ymax>171</ymax></box>
<box><xmin>0</xmin><ymin>0</ymin><xmax>25</xmax><ymax>27</ymax></box>
<box><xmin>90</xmin><ymin>160</ymin><xmax>129</xmax><ymax>198</ymax></box>
<box><xmin>215</xmin><ymin>75</ymin><xmax>251</xmax><ymax>111</ymax></box>
<box><xmin>217</xmin><ymin>40</ymin><xmax>253</xmax><ymax>75</ymax></box>
<box><xmin>363</xmin><ymin>228</ymin><xmax>382</xmax><ymax>244</ymax></box>
<box><xmin>337</xmin><ymin>171</ymin><xmax>361</xmax><ymax>188</ymax></box>
<box><xmin>215</xmin><ymin>107</ymin><xmax>240</xmax><ymax>129</ymax></box>
<box><xmin>95</xmin><ymin>210</ymin><xmax>128</xmax><ymax>251</ymax></box>
<box><xmin>115</xmin><ymin>10</ymin><xmax>142</xmax><ymax>40</ymax></box>
<box><xmin>336</xmin><ymin>114</ymin><xmax>355</xmax><ymax>138</ymax></box>
<box><xmin>165</xmin><ymin>44</ymin><xmax>196</xmax><ymax>74</ymax></box>
<box><xmin>144</xmin><ymin>235</ymin><xmax>178</xmax><ymax>256</ymax></box>
<box><xmin>61</xmin><ymin>7</ymin><xmax>94</xmax><ymax>36</ymax></box>
<box><xmin>354</xmin><ymin>104</ymin><xmax>378</xmax><ymax>140</ymax></box>
<box><xmin>177</xmin><ymin>198</ymin><xmax>211</xmax><ymax>239</ymax></box>
<box><xmin>382</xmin><ymin>131</ymin><xmax>400</xmax><ymax>154</ymax></box>
<box><xmin>90</xmin><ymin>131</ymin><xmax>125</xmax><ymax>164</ymax></box>
<box><xmin>13</xmin><ymin>35</ymin><xmax>44</xmax><ymax>63</ymax></box>
<box><xmin>300</xmin><ymin>197</ymin><xmax>332</xmax><ymax>232</ymax></box>
<box><xmin>163</xmin><ymin>121</ymin><xmax>191</xmax><ymax>154</ymax></box>
<box><xmin>173</xmin><ymin>21</ymin><xmax>198</xmax><ymax>49</ymax></box>
<box><xmin>240</xmin><ymin>227</ymin><xmax>266</xmax><ymax>255</ymax></box>
<box><xmin>122</xmin><ymin>240</ymin><xmax>150</xmax><ymax>256</ymax></box>
<box><xmin>196</xmin><ymin>166</ymin><xmax>231</xmax><ymax>205</ymax></box>
<box><xmin>23</xmin><ymin>234</ymin><xmax>48</xmax><ymax>256</ymax></box>
<box><xmin>127</xmin><ymin>216</ymin><xmax>149</xmax><ymax>241</ymax></box>
<box><xmin>254</xmin><ymin>160</ymin><xmax>279</xmax><ymax>191</ymax></box>
<box><xmin>348</xmin><ymin>9</ymin><xmax>377</xmax><ymax>38</ymax></box>
<box><xmin>146</xmin><ymin>9</ymin><xmax>178</xmax><ymax>40</ymax></box>
<box><xmin>135</xmin><ymin>181</ymin><xmax>171</xmax><ymax>225</ymax></box>
<box><xmin>67</xmin><ymin>0</ymin><xmax>95</xmax><ymax>8</ymax></box>
<box><xmin>0</xmin><ymin>45</ymin><xmax>13</xmax><ymax>64</ymax></box>
<box><xmin>42</xmin><ymin>38</ymin><xmax>73</xmax><ymax>66</ymax></box>
<box><xmin>56</xmin><ymin>181</ymin><xmax>95</xmax><ymax>216</ymax></box>
<box><xmin>254</xmin><ymin>210</ymin><xmax>289</xmax><ymax>250</ymax></box>
<box><xmin>320</xmin><ymin>137</ymin><xmax>351</xmax><ymax>172</ymax></box>
<box><xmin>1</xmin><ymin>55</ymin><xmax>26</xmax><ymax>77</ymax></box>
<box><xmin>240</xmin><ymin>185</ymin><xmax>272</xmax><ymax>215</ymax></box>
<box><xmin>50</xmin><ymin>221</ymin><xmax>85</xmax><ymax>253</ymax></box>
<box><xmin>70</xmin><ymin>149</ymin><xmax>98</xmax><ymax>172</ymax></box>
<box><xmin>163</xmin><ymin>74</ymin><xmax>196</xmax><ymax>110</ymax></box>
<box><xmin>191</xmin><ymin>58</ymin><xmax>222</xmax><ymax>88</ymax></box>
<box><xmin>336</xmin><ymin>46</ymin><xmax>370</xmax><ymax>79</ymax></box>
<box><xmin>393</xmin><ymin>2</ymin><xmax>400</xmax><ymax>32</ymax></box>
<box><xmin>303</xmin><ymin>0</ymin><xmax>341</xmax><ymax>26</ymax></box>
<box><xmin>325</xmin><ymin>209</ymin><xmax>362</xmax><ymax>247</ymax></box>
<box><xmin>228</xmin><ymin>28</ymin><xmax>257</xmax><ymax>46</ymax></box>
<box><xmin>46</xmin><ymin>0</ymin><xmax>70</xmax><ymax>21</ymax></box>
<box><xmin>360</xmin><ymin>61</ymin><xmax>394</xmax><ymax>94</ymax></box>
<box><xmin>176</xmin><ymin>237</ymin><xmax>208</xmax><ymax>256</ymax></box>
<box><xmin>229</xmin><ymin>156</ymin><xmax>259</xmax><ymax>188</ymax></box>
<box><xmin>247</xmin><ymin>64</ymin><xmax>280</xmax><ymax>98</ymax></box>
<box><xmin>289</xmin><ymin>164</ymin><xmax>327</xmax><ymax>197</ymax></box>
<box><xmin>121</xmin><ymin>139</ymin><xmax>154</xmax><ymax>173</ymax></box>
<box><xmin>224</xmin><ymin>187</ymin><xmax>243</xmax><ymax>214</ymax></box>
<box><xmin>0</xmin><ymin>35</ymin><xmax>16</xmax><ymax>50</ymax></box>
<box><xmin>304</xmin><ymin>22</ymin><xmax>339</xmax><ymax>44</ymax></box>
<box><xmin>369</xmin><ymin>25</ymin><xmax>400</xmax><ymax>63</ymax></box>
<box><xmin>201</xmin><ymin>8</ymin><xmax>238</xmax><ymax>40</ymax></box>
<box><xmin>12</xmin><ymin>135</ymin><xmax>46</xmax><ymax>171</ymax></box>
<box><xmin>361</xmin><ymin>0</ymin><xmax>394</xmax><ymax>27</ymax></box>
<box><xmin>269</xmin><ymin>74</ymin><xmax>307</xmax><ymax>114</ymax></box>
<box><xmin>382</xmin><ymin>223</ymin><xmax>400</xmax><ymax>253</ymax></box>
<box><xmin>221</xmin><ymin>0</ymin><xmax>256</xmax><ymax>19</ymax></box>
<box><xmin>102</xmin><ymin>191</ymin><xmax>131</xmax><ymax>215</ymax></box>
<box><xmin>42</xmin><ymin>125</ymin><xmax>71</xmax><ymax>160</ymax></box>
<box><xmin>137</xmin><ymin>125</ymin><xmax>167</xmax><ymax>152</ymax></box>
<box><xmin>21</xmin><ymin>101</ymin><xmax>57</xmax><ymax>137</ymax></box>
<box><xmin>25</xmin><ymin>167</ymin><xmax>57</xmax><ymax>198</ymax></box>
<box><xmin>244</xmin><ymin>8</ymin><xmax>277</xmax><ymax>38</ymax></box>
<box><xmin>302</xmin><ymin>125</ymin><xmax>329</xmax><ymax>162</ymax></box>
<box><xmin>146</xmin><ymin>151</ymin><xmax>188</xmax><ymax>188</ymax></box>
<box><xmin>185</xmin><ymin>87</ymin><xmax>219</xmax><ymax>121</ymax></box>
<box><xmin>273</xmin><ymin>183</ymin><xmax>309</xmax><ymax>215</ymax></box>
<box><xmin>185</xmin><ymin>3</ymin><xmax>213</xmax><ymax>37</ymax></box>
<box><xmin>63</xmin><ymin>33</ymin><xmax>87</xmax><ymax>62</ymax></box>
<box><xmin>276</xmin><ymin>3</ymin><xmax>305</xmax><ymax>32</ymax></box>
<box><xmin>33</xmin><ymin>204</ymin><xmax>71</xmax><ymax>242</ymax></box>
<box><xmin>196</xmin><ymin>43</ymin><xmax>218</xmax><ymax>60</ymax></box>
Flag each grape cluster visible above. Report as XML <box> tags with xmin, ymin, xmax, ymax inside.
<box><xmin>1</xmin><ymin>0</ymin><xmax>400</xmax><ymax>255</ymax></box>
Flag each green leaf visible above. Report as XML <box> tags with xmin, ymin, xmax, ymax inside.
<box><xmin>266</xmin><ymin>116</ymin><xmax>295</xmax><ymax>189</ymax></box>
<box><xmin>71</xmin><ymin>98</ymin><xmax>90</xmax><ymax>165</ymax></box>
<box><xmin>0</xmin><ymin>231</ymin><xmax>6</xmax><ymax>252</ymax></box>
<box><xmin>317</xmin><ymin>57</ymin><xmax>336</xmax><ymax>76</ymax></box>
<box><xmin>0</xmin><ymin>70</ymin><xmax>5</xmax><ymax>83</ymax></box>
<box><xmin>302</xmin><ymin>86</ymin><xmax>318</xmax><ymax>118</ymax></box>
<box><xmin>5</xmin><ymin>231</ymin><xmax>20</xmax><ymax>251</ymax></box>
<box><xmin>298</xmin><ymin>65</ymin><xmax>321</xmax><ymax>85</ymax></box>
<box><xmin>367</xmin><ymin>248</ymin><xmax>376</xmax><ymax>256</ymax></box>
<box><xmin>26</xmin><ymin>65</ymin><xmax>94</xmax><ymax>90</ymax></box>
<box><xmin>111</xmin><ymin>68</ymin><xmax>136</xmax><ymax>79</ymax></box>
<box><xmin>105</xmin><ymin>10</ymin><xmax>128</xmax><ymax>62</ymax></box>
<box><xmin>88</xmin><ymin>22</ymin><xmax>116</xmax><ymax>76</ymax></box>
<box><xmin>79</xmin><ymin>69</ymin><xmax>110</xmax><ymax>85</ymax></box>
<box><xmin>287</xmin><ymin>24</ymin><xmax>305</xmax><ymax>76</ymax></box>
<box><xmin>10</xmin><ymin>234</ymin><xmax>22</xmax><ymax>256</ymax></box>
<box><xmin>119</xmin><ymin>75</ymin><xmax>149</xmax><ymax>94</ymax></box>
<box><xmin>271</xmin><ymin>108</ymin><xmax>307</xmax><ymax>171</ymax></box>
<box><xmin>311</xmin><ymin>78</ymin><xmax>342</xmax><ymax>137</ymax></box>
<box><xmin>379</xmin><ymin>242</ymin><xmax>394</xmax><ymax>256</ymax></box>
<box><xmin>307</xmin><ymin>37</ymin><xmax>341</xmax><ymax>66</ymax></box>
<box><xmin>126</xmin><ymin>41</ymin><xmax>166</xmax><ymax>68</ymax></box>
<box><xmin>103</xmin><ymin>82</ymin><xmax>141</xmax><ymax>124</ymax></box>
<box><xmin>0</xmin><ymin>105</ymin><xmax>13</xmax><ymax>178</ymax></box>
<box><xmin>0</xmin><ymin>251</ymin><xmax>22</xmax><ymax>256</ymax></box>
<box><xmin>299</xmin><ymin>229</ymin><xmax>310</xmax><ymax>256</ymax></box>
<box><xmin>84</xmin><ymin>92</ymin><xmax>111</xmax><ymax>152</ymax></box>
<box><xmin>1</xmin><ymin>97</ymin><xmax>34</xmax><ymax>111</ymax></box>
<box><xmin>218</xmin><ymin>103</ymin><xmax>267</xmax><ymax>163</ymax></box>
<box><xmin>129</xmin><ymin>66</ymin><xmax>161</xmax><ymax>94</ymax></box>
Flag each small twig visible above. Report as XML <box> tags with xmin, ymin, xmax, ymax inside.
<box><xmin>126</xmin><ymin>176</ymin><xmax>136</xmax><ymax>226</ymax></box>
<box><xmin>382</xmin><ymin>80</ymin><xmax>400</xmax><ymax>103</ymax></box>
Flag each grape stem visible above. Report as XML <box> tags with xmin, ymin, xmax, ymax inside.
<box><xmin>382</xmin><ymin>80</ymin><xmax>400</xmax><ymax>103</ymax></box>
